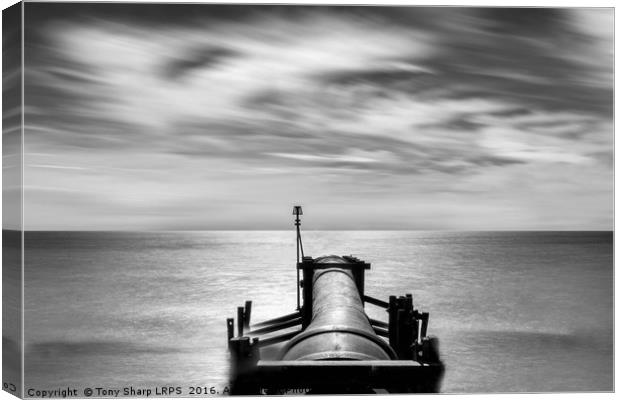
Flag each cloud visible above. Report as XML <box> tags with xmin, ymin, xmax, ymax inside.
<box><xmin>22</xmin><ymin>5</ymin><xmax>613</xmax><ymax>230</ymax></box>
<box><xmin>160</xmin><ymin>46</ymin><xmax>240</xmax><ymax>80</ymax></box>
<box><xmin>267</xmin><ymin>152</ymin><xmax>379</xmax><ymax>164</ymax></box>
<box><xmin>28</xmin><ymin>164</ymin><xmax>91</xmax><ymax>170</ymax></box>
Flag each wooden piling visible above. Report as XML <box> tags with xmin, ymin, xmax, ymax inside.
<box><xmin>388</xmin><ymin>296</ymin><xmax>397</xmax><ymax>348</ymax></box>
<box><xmin>405</xmin><ymin>294</ymin><xmax>413</xmax><ymax>310</ymax></box>
<box><xmin>244</xmin><ymin>301</ymin><xmax>252</xmax><ymax>330</ymax></box>
<box><xmin>420</xmin><ymin>312</ymin><xmax>429</xmax><ymax>338</ymax></box>
<box><xmin>229</xmin><ymin>336</ymin><xmax>260</xmax><ymax>394</ymax></box>
<box><xmin>421</xmin><ymin>337</ymin><xmax>440</xmax><ymax>363</ymax></box>
<box><xmin>301</xmin><ymin>261</ymin><xmax>314</xmax><ymax>328</ymax></box>
<box><xmin>237</xmin><ymin>306</ymin><xmax>245</xmax><ymax>337</ymax></box>
<box><xmin>396</xmin><ymin>308</ymin><xmax>406</xmax><ymax>358</ymax></box>
<box><xmin>227</xmin><ymin>318</ymin><xmax>234</xmax><ymax>348</ymax></box>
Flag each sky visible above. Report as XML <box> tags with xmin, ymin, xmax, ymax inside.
<box><xmin>13</xmin><ymin>4</ymin><xmax>614</xmax><ymax>230</ymax></box>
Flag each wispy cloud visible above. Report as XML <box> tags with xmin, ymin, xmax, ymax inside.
<box><xmin>23</xmin><ymin>5</ymin><xmax>613</xmax><ymax>230</ymax></box>
<box><xmin>27</xmin><ymin>164</ymin><xmax>91</xmax><ymax>170</ymax></box>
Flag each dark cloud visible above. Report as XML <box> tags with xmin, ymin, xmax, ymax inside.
<box><xmin>318</xmin><ymin>68</ymin><xmax>435</xmax><ymax>88</ymax></box>
<box><xmin>587</xmin><ymin>151</ymin><xmax>613</xmax><ymax>167</ymax></box>
<box><xmin>166</xmin><ymin>114</ymin><xmax>524</xmax><ymax>178</ymax></box>
<box><xmin>161</xmin><ymin>47</ymin><xmax>240</xmax><ymax>80</ymax></box>
<box><xmin>308</xmin><ymin>7</ymin><xmax>611</xmax><ymax>120</ymax></box>
<box><xmin>429</xmin><ymin>57</ymin><xmax>611</xmax><ymax>118</ymax></box>
<box><xmin>489</xmin><ymin>108</ymin><xmax>533</xmax><ymax>118</ymax></box>
<box><xmin>21</xmin><ymin>4</ymin><xmax>463</xmax><ymax>29</ymax></box>
<box><xmin>3</xmin><ymin>2</ymin><xmax>22</xmax><ymax>132</ymax></box>
<box><xmin>417</xmin><ymin>117</ymin><xmax>487</xmax><ymax>132</ymax></box>
<box><xmin>475</xmin><ymin>8</ymin><xmax>569</xmax><ymax>36</ymax></box>
<box><xmin>467</xmin><ymin>155</ymin><xmax>526</xmax><ymax>167</ymax></box>
<box><xmin>24</xmin><ymin>3</ymin><xmax>258</xmax><ymax>28</ymax></box>
<box><xmin>24</xmin><ymin>44</ymin><xmax>121</xmax><ymax>136</ymax></box>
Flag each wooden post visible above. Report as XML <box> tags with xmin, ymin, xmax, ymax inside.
<box><xmin>396</xmin><ymin>308</ymin><xmax>406</xmax><ymax>358</ymax></box>
<box><xmin>227</xmin><ymin>318</ymin><xmax>234</xmax><ymax>348</ymax></box>
<box><xmin>237</xmin><ymin>306</ymin><xmax>245</xmax><ymax>337</ymax></box>
<box><xmin>244</xmin><ymin>301</ymin><xmax>252</xmax><ymax>330</ymax></box>
<box><xmin>352</xmin><ymin>262</ymin><xmax>367</xmax><ymax>300</ymax></box>
<box><xmin>301</xmin><ymin>262</ymin><xmax>314</xmax><ymax>329</ymax></box>
<box><xmin>405</xmin><ymin>293</ymin><xmax>413</xmax><ymax>309</ymax></box>
<box><xmin>420</xmin><ymin>312</ymin><xmax>429</xmax><ymax>338</ymax></box>
<box><xmin>388</xmin><ymin>296</ymin><xmax>397</xmax><ymax>349</ymax></box>
<box><xmin>229</xmin><ymin>336</ymin><xmax>260</xmax><ymax>394</ymax></box>
<box><xmin>404</xmin><ymin>294</ymin><xmax>415</xmax><ymax>360</ymax></box>
<box><xmin>421</xmin><ymin>337</ymin><xmax>440</xmax><ymax>363</ymax></box>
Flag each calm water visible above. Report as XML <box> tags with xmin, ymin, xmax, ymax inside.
<box><xmin>23</xmin><ymin>231</ymin><xmax>613</xmax><ymax>394</ymax></box>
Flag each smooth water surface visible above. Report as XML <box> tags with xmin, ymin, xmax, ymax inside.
<box><xmin>23</xmin><ymin>231</ymin><xmax>613</xmax><ymax>393</ymax></box>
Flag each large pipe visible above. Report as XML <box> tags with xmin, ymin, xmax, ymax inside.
<box><xmin>281</xmin><ymin>256</ymin><xmax>396</xmax><ymax>361</ymax></box>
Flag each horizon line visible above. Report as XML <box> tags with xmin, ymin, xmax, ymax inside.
<box><xmin>3</xmin><ymin>228</ymin><xmax>614</xmax><ymax>233</ymax></box>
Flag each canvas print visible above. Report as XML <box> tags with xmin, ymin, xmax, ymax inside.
<box><xmin>2</xmin><ymin>2</ymin><xmax>614</xmax><ymax>397</ymax></box>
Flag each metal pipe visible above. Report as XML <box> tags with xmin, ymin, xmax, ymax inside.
<box><xmin>246</xmin><ymin>316</ymin><xmax>303</xmax><ymax>336</ymax></box>
<box><xmin>363</xmin><ymin>295</ymin><xmax>389</xmax><ymax>309</ymax></box>
<box><xmin>373</xmin><ymin>326</ymin><xmax>390</xmax><ymax>338</ymax></box>
<box><xmin>369</xmin><ymin>318</ymin><xmax>389</xmax><ymax>329</ymax></box>
<box><xmin>251</xmin><ymin>311</ymin><xmax>302</xmax><ymax>328</ymax></box>
<box><xmin>257</xmin><ymin>330</ymin><xmax>302</xmax><ymax>348</ymax></box>
<box><xmin>281</xmin><ymin>256</ymin><xmax>396</xmax><ymax>361</ymax></box>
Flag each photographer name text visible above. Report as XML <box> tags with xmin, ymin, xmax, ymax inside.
<box><xmin>26</xmin><ymin>385</ymin><xmax>231</xmax><ymax>397</ymax></box>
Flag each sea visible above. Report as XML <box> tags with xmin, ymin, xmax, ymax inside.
<box><xmin>21</xmin><ymin>231</ymin><xmax>613</xmax><ymax>394</ymax></box>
